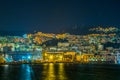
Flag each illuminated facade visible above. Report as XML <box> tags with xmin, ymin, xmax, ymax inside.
<box><xmin>43</xmin><ymin>51</ymin><xmax>64</xmax><ymax>62</ymax></box>
<box><xmin>0</xmin><ymin>51</ymin><xmax>42</xmax><ymax>63</ymax></box>
<box><xmin>43</xmin><ymin>51</ymin><xmax>76</xmax><ymax>62</ymax></box>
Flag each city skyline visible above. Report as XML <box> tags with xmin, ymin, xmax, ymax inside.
<box><xmin>1</xmin><ymin>1</ymin><xmax>120</xmax><ymax>80</ymax></box>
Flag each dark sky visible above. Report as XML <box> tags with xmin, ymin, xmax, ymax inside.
<box><xmin>0</xmin><ymin>0</ymin><xmax>120</xmax><ymax>36</ymax></box>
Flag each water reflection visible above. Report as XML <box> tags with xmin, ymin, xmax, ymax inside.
<box><xmin>20</xmin><ymin>64</ymin><xmax>33</xmax><ymax>80</ymax></box>
<box><xmin>48</xmin><ymin>63</ymin><xmax>55</xmax><ymax>80</ymax></box>
<box><xmin>2</xmin><ymin>65</ymin><xmax>9</xmax><ymax>80</ymax></box>
<box><xmin>1</xmin><ymin>64</ymin><xmax>120</xmax><ymax>80</ymax></box>
<box><xmin>58</xmin><ymin>63</ymin><xmax>67</xmax><ymax>80</ymax></box>
<box><xmin>42</xmin><ymin>63</ymin><xmax>56</xmax><ymax>80</ymax></box>
<box><xmin>42</xmin><ymin>63</ymin><xmax>68</xmax><ymax>80</ymax></box>
<box><xmin>4</xmin><ymin>64</ymin><xmax>9</xmax><ymax>71</ymax></box>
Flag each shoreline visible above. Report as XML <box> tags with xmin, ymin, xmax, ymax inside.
<box><xmin>0</xmin><ymin>61</ymin><xmax>117</xmax><ymax>65</ymax></box>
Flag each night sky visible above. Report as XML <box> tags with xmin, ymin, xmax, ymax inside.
<box><xmin>0</xmin><ymin>0</ymin><xmax>120</xmax><ymax>36</ymax></box>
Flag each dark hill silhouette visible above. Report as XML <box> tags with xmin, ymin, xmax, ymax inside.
<box><xmin>41</xmin><ymin>38</ymin><xmax>68</xmax><ymax>46</ymax></box>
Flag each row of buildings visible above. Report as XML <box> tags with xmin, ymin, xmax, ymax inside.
<box><xmin>0</xmin><ymin>27</ymin><xmax>120</xmax><ymax>64</ymax></box>
<box><xmin>0</xmin><ymin>50</ymin><xmax>118</xmax><ymax>64</ymax></box>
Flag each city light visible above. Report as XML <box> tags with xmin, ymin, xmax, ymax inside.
<box><xmin>28</xmin><ymin>56</ymin><xmax>31</xmax><ymax>59</ymax></box>
<box><xmin>49</xmin><ymin>55</ymin><xmax>53</xmax><ymax>60</ymax></box>
<box><xmin>0</xmin><ymin>27</ymin><xmax>119</xmax><ymax>64</ymax></box>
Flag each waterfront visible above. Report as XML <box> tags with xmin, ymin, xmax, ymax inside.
<box><xmin>0</xmin><ymin>63</ymin><xmax>120</xmax><ymax>80</ymax></box>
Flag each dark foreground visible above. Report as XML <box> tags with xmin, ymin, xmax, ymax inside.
<box><xmin>0</xmin><ymin>63</ymin><xmax>120</xmax><ymax>80</ymax></box>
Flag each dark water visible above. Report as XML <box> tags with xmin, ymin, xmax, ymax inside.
<box><xmin>0</xmin><ymin>63</ymin><xmax>120</xmax><ymax>80</ymax></box>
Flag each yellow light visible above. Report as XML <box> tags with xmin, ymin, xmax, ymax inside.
<box><xmin>59</xmin><ymin>56</ymin><xmax>63</xmax><ymax>59</ymax></box>
<box><xmin>49</xmin><ymin>55</ymin><xmax>53</xmax><ymax>59</ymax></box>
<box><xmin>45</xmin><ymin>53</ymin><xmax>47</xmax><ymax>56</ymax></box>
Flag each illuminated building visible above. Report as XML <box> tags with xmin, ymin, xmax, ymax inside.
<box><xmin>58</xmin><ymin>42</ymin><xmax>70</xmax><ymax>47</ymax></box>
<box><xmin>0</xmin><ymin>27</ymin><xmax>119</xmax><ymax>63</ymax></box>
<box><xmin>0</xmin><ymin>54</ymin><xmax>6</xmax><ymax>64</ymax></box>
<box><xmin>43</xmin><ymin>51</ymin><xmax>64</xmax><ymax>62</ymax></box>
<box><xmin>43</xmin><ymin>51</ymin><xmax>76</xmax><ymax>62</ymax></box>
<box><xmin>63</xmin><ymin>52</ymin><xmax>76</xmax><ymax>62</ymax></box>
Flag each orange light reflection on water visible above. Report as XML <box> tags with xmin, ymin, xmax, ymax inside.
<box><xmin>42</xmin><ymin>63</ymin><xmax>68</xmax><ymax>80</ymax></box>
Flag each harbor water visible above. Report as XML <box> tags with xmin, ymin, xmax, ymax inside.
<box><xmin>0</xmin><ymin>63</ymin><xmax>120</xmax><ymax>80</ymax></box>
